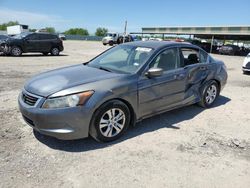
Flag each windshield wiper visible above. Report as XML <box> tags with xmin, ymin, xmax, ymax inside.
<box><xmin>98</xmin><ymin>66</ymin><xmax>113</xmax><ymax>72</ymax></box>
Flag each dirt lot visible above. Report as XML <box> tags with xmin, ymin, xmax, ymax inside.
<box><xmin>0</xmin><ymin>41</ymin><xmax>250</xmax><ymax>188</ymax></box>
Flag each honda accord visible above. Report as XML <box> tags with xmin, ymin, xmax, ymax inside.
<box><xmin>18</xmin><ymin>41</ymin><xmax>227</xmax><ymax>142</ymax></box>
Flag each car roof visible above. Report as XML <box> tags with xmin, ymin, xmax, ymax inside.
<box><xmin>122</xmin><ymin>41</ymin><xmax>198</xmax><ymax>50</ymax></box>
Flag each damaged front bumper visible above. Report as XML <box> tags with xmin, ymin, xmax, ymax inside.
<box><xmin>0</xmin><ymin>43</ymin><xmax>10</xmax><ymax>54</ymax></box>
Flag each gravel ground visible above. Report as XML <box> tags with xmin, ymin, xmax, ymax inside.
<box><xmin>0</xmin><ymin>41</ymin><xmax>250</xmax><ymax>188</ymax></box>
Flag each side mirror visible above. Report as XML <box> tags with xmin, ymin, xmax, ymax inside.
<box><xmin>145</xmin><ymin>67</ymin><xmax>163</xmax><ymax>78</ymax></box>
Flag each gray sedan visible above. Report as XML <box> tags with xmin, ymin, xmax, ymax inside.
<box><xmin>18</xmin><ymin>41</ymin><xmax>227</xmax><ymax>142</ymax></box>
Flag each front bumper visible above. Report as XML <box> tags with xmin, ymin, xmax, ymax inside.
<box><xmin>18</xmin><ymin>91</ymin><xmax>92</xmax><ymax>140</ymax></box>
<box><xmin>0</xmin><ymin>43</ymin><xmax>10</xmax><ymax>54</ymax></box>
<box><xmin>242</xmin><ymin>66</ymin><xmax>250</xmax><ymax>72</ymax></box>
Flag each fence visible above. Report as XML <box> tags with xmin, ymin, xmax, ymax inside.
<box><xmin>65</xmin><ymin>35</ymin><xmax>103</xmax><ymax>41</ymax></box>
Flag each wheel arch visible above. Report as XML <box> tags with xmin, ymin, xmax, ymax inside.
<box><xmin>90</xmin><ymin>97</ymin><xmax>137</xmax><ymax>129</ymax></box>
<box><xmin>213</xmin><ymin>79</ymin><xmax>221</xmax><ymax>93</ymax></box>
<box><xmin>11</xmin><ymin>44</ymin><xmax>23</xmax><ymax>52</ymax></box>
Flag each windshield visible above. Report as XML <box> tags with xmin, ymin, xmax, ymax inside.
<box><xmin>13</xmin><ymin>32</ymin><xmax>31</xmax><ymax>39</ymax></box>
<box><xmin>88</xmin><ymin>45</ymin><xmax>154</xmax><ymax>74</ymax></box>
<box><xmin>106</xmin><ymin>33</ymin><xmax>116</xmax><ymax>37</ymax></box>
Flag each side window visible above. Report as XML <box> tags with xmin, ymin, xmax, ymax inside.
<box><xmin>150</xmin><ymin>48</ymin><xmax>180</xmax><ymax>72</ymax></box>
<box><xmin>180</xmin><ymin>48</ymin><xmax>200</xmax><ymax>66</ymax></box>
<box><xmin>26</xmin><ymin>34</ymin><xmax>38</xmax><ymax>40</ymax></box>
<box><xmin>39</xmin><ymin>34</ymin><xmax>53</xmax><ymax>40</ymax></box>
<box><xmin>200</xmin><ymin>50</ymin><xmax>208</xmax><ymax>63</ymax></box>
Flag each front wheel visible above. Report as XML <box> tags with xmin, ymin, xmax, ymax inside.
<box><xmin>11</xmin><ymin>46</ymin><xmax>22</xmax><ymax>56</ymax></box>
<box><xmin>108</xmin><ymin>41</ymin><xmax>114</xmax><ymax>46</ymax></box>
<box><xmin>198</xmin><ymin>81</ymin><xmax>219</xmax><ymax>108</ymax></box>
<box><xmin>89</xmin><ymin>100</ymin><xmax>131</xmax><ymax>142</ymax></box>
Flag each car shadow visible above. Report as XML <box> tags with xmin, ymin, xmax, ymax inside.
<box><xmin>34</xmin><ymin>95</ymin><xmax>231</xmax><ymax>152</ymax></box>
<box><xmin>19</xmin><ymin>54</ymin><xmax>68</xmax><ymax>57</ymax></box>
<box><xmin>0</xmin><ymin>53</ymin><xmax>68</xmax><ymax>57</ymax></box>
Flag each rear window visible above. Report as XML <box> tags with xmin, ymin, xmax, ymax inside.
<box><xmin>39</xmin><ymin>34</ymin><xmax>57</xmax><ymax>40</ymax></box>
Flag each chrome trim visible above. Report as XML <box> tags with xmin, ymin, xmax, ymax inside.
<box><xmin>21</xmin><ymin>89</ymin><xmax>43</xmax><ymax>107</ymax></box>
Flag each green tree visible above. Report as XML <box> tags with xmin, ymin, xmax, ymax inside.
<box><xmin>95</xmin><ymin>27</ymin><xmax>108</xmax><ymax>36</ymax></box>
<box><xmin>64</xmin><ymin>28</ymin><xmax>89</xmax><ymax>36</ymax></box>
<box><xmin>29</xmin><ymin>28</ymin><xmax>37</xmax><ymax>32</ymax></box>
<box><xmin>0</xmin><ymin>21</ymin><xmax>19</xmax><ymax>30</ymax></box>
<box><xmin>45</xmin><ymin>27</ymin><xmax>55</xmax><ymax>33</ymax></box>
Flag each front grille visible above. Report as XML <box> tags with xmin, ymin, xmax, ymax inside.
<box><xmin>22</xmin><ymin>115</ymin><xmax>35</xmax><ymax>126</ymax></box>
<box><xmin>22</xmin><ymin>92</ymin><xmax>38</xmax><ymax>106</ymax></box>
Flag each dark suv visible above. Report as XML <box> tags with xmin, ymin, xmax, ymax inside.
<box><xmin>1</xmin><ymin>32</ymin><xmax>64</xmax><ymax>56</ymax></box>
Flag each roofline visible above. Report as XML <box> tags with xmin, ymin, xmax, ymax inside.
<box><xmin>142</xmin><ymin>25</ymin><xmax>250</xmax><ymax>28</ymax></box>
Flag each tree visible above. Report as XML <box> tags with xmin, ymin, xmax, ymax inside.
<box><xmin>29</xmin><ymin>29</ymin><xmax>37</xmax><ymax>32</ymax></box>
<box><xmin>64</xmin><ymin>28</ymin><xmax>89</xmax><ymax>36</ymax></box>
<box><xmin>95</xmin><ymin>27</ymin><xmax>108</xmax><ymax>36</ymax></box>
<box><xmin>0</xmin><ymin>21</ymin><xmax>19</xmax><ymax>30</ymax></box>
<box><xmin>45</xmin><ymin>27</ymin><xmax>55</xmax><ymax>33</ymax></box>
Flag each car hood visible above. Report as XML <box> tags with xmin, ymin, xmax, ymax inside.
<box><xmin>24</xmin><ymin>64</ymin><xmax>121</xmax><ymax>97</ymax></box>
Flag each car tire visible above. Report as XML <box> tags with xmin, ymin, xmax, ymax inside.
<box><xmin>103</xmin><ymin>43</ymin><xmax>107</xmax><ymax>46</ymax></box>
<box><xmin>11</xmin><ymin>46</ymin><xmax>22</xmax><ymax>56</ymax></box>
<box><xmin>117</xmin><ymin>36</ymin><xmax>123</xmax><ymax>44</ymax></box>
<box><xmin>89</xmin><ymin>100</ymin><xmax>131</xmax><ymax>142</ymax></box>
<box><xmin>43</xmin><ymin>52</ymin><xmax>49</xmax><ymax>56</ymax></box>
<box><xmin>109</xmin><ymin>41</ymin><xmax>114</xmax><ymax>46</ymax></box>
<box><xmin>198</xmin><ymin>80</ymin><xmax>219</xmax><ymax>108</ymax></box>
<box><xmin>51</xmin><ymin>47</ymin><xmax>60</xmax><ymax>56</ymax></box>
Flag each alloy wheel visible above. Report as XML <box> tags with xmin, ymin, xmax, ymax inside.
<box><xmin>206</xmin><ymin>85</ymin><xmax>217</xmax><ymax>104</ymax></box>
<box><xmin>51</xmin><ymin>48</ymin><xmax>59</xmax><ymax>55</ymax></box>
<box><xmin>99</xmin><ymin>108</ymin><xmax>126</xmax><ymax>138</ymax></box>
<box><xmin>12</xmin><ymin>47</ymin><xmax>21</xmax><ymax>56</ymax></box>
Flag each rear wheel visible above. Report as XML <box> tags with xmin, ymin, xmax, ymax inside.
<box><xmin>198</xmin><ymin>81</ymin><xmax>219</xmax><ymax>108</ymax></box>
<box><xmin>51</xmin><ymin>47</ymin><xmax>60</xmax><ymax>56</ymax></box>
<box><xmin>89</xmin><ymin>100</ymin><xmax>130</xmax><ymax>142</ymax></box>
<box><xmin>11</xmin><ymin>46</ymin><xmax>22</xmax><ymax>56</ymax></box>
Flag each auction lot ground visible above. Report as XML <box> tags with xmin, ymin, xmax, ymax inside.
<box><xmin>0</xmin><ymin>41</ymin><xmax>250</xmax><ymax>188</ymax></box>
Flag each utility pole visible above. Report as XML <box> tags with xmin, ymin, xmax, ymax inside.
<box><xmin>123</xmin><ymin>20</ymin><xmax>127</xmax><ymax>43</ymax></box>
<box><xmin>210</xmin><ymin>35</ymin><xmax>214</xmax><ymax>53</ymax></box>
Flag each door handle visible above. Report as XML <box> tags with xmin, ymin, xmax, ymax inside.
<box><xmin>199</xmin><ymin>66</ymin><xmax>207</xmax><ymax>71</ymax></box>
<box><xmin>174</xmin><ymin>74</ymin><xmax>185</xmax><ymax>80</ymax></box>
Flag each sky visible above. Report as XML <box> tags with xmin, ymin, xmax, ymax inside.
<box><xmin>0</xmin><ymin>0</ymin><xmax>250</xmax><ymax>34</ymax></box>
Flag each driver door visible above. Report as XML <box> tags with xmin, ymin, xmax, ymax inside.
<box><xmin>24</xmin><ymin>34</ymin><xmax>40</xmax><ymax>52</ymax></box>
<box><xmin>138</xmin><ymin>47</ymin><xmax>188</xmax><ymax>117</ymax></box>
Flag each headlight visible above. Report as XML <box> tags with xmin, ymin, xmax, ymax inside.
<box><xmin>42</xmin><ymin>90</ymin><xmax>94</xmax><ymax>109</ymax></box>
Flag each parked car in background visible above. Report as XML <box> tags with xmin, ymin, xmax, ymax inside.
<box><xmin>219</xmin><ymin>44</ymin><xmax>240</xmax><ymax>55</ymax></box>
<box><xmin>149</xmin><ymin>37</ymin><xmax>163</xmax><ymax>41</ymax></box>
<box><xmin>0</xmin><ymin>35</ymin><xmax>10</xmax><ymax>41</ymax></box>
<box><xmin>0</xmin><ymin>35</ymin><xmax>10</xmax><ymax>54</ymax></box>
<box><xmin>188</xmin><ymin>39</ymin><xmax>217</xmax><ymax>53</ymax></box>
<box><xmin>242</xmin><ymin>53</ymin><xmax>250</xmax><ymax>74</ymax></box>
<box><xmin>0</xmin><ymin>32</ymin><xmax>63</xmax><ymax>56</ymax></box>
<box><xmin>18</xmin><ymin>41</ymin><xmax>227</xmax><ymax>142</ymax></box>
<box><xmin>7</xmin><ymin>24</ymin><xmax>29</xmax><ymax>35</ymax></box>
<box><xmin>58</xmin><ymin>33</ymin><xmax>66</xmax><ymax>40</ymax></box>
<box><xmin>102</xmin><ymin>32</ymin><xmax>133</xmax><ymax>46</ymax></box>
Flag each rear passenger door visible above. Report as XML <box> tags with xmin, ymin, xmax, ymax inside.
<box><xmin>38</xmin><ymin>34</ymin><xmax>52</xmax><ymax>52</ymax></box>
<box><xmin>180</xmin><ymin>47</ymin><xmax>210</xmax><ymax>92</ymax></box>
